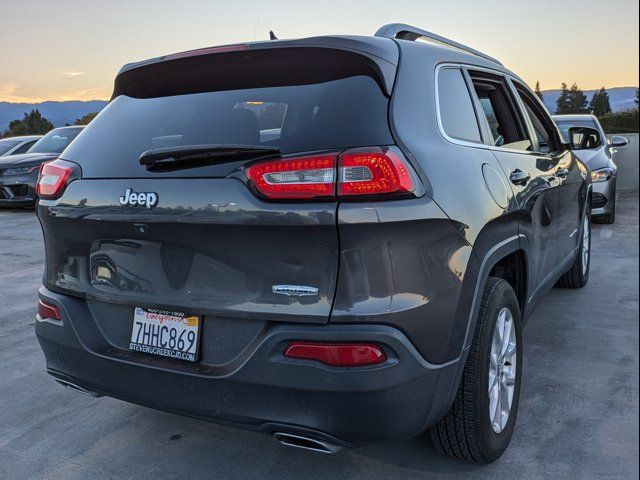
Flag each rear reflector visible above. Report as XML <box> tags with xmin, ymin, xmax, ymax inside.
<box><xmin>38</xmin><ymin>299</ymin><xmax>62</xmax><ymax>321</ymax></box>
<box><xmin>245</xmin><ymin>148</ymin><xmax>416</xmax><ymax>200</ymax></box>
<box><xmin>284</xmin><ymin>342</ymin><xmax>387</xmax><ymax>367</ymax></box>
<box><xmin>36</xmin><ymin>160</ymin><xmax>77</xmax><ymax>199</ymax></box>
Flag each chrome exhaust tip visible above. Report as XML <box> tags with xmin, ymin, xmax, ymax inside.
<box><xmin>273</xmin><ymin>432</ymin><xmax>341</xmax><ymax>454</ymax></box>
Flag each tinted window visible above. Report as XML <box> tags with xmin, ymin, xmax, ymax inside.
<box><xmin>63</xmin><ymin>75</ymin><xmax>393</xmax><ymax>178</ymax></box>
<box><xmin>514</xmin><ymin>85</ymin><xmax>559</xmax><ymax>154</ymax></box>
<box><xmin>0</xmin><ymin>140</ymin><xmax>20</xmax><ymax>155</ymax></box>
<box><xmin>471</xmin><ymin>76</ymin><xmax>530</xmax><ymax>150</ymax></box>
<box><xmin>555</xmin><ymin>119</ymin><xmax>598</xmax><ymax>142</ymax></box>
<box><xmin>438</xmin><ymin>69</ymin><xmax>481</xmax><ymax>143</ymax></box>
<box><xmin>12</xmin><ymin>141</ymin><xmax>37</xmax><ymax>155</ymax></box>
<box><xmin>29</xmin><ymin>128</ymin><xmax>83</xmax><ymax>154</ymax></box>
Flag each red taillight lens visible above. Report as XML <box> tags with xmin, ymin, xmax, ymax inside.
<box><xmin>38</xmin><ymin>299</ymin><xmax>62</xmax><ymax>321</ymax></box>
<box><xmin>36</xmin><ymin>160</ymin><xmax>76</xmax><ymax>199</ymax></box>
<box><xmin>245</xmin><ymin>149</ymin><xmax>416</xmax><ymax>200</ymax></box>
<box><xmin>338</xmin><ymin>150</ymin><xmax>415</xmax><ymax>196</ymax></box>
<box><xmin>245</xmin><ymin>154</ymin><xmax>336</xmax><ymax>199</ymax></box>
<box><xmin>284</xmin><ymin>342</ymin><xmax>387</xmax><ymax>367</ymax></box>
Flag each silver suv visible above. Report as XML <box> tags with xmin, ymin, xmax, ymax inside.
<box><xmin>553</xmin><ymin>114</ymin><xmax>628</xmax><ymax>223</ymax></box>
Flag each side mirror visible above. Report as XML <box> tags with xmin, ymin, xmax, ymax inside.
<box><xmin>609</xmin><ymin>135</ymin><xmax>629</xmax><ymax>148</ymax></box>
<box><xmin>568</xmin><ymin>126</ymin><xmax>602</xmax><ymax>150</ymax></box>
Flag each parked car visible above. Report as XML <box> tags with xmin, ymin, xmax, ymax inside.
<box><xmin>0</xmin><ymin>126</ymin><xmax>83</xmax><ymax>207</ymax></box>
<box><xmin>34</xmin><ymin>24</ymin><xmax>592</xmax><ymax>463</ymax></box>
<box><xmin>0</xmin><ymin>135</ymin><xmax>42</xmax><ymax>157</ymax></box>
<box><xmin>553</xmin><ymin>114</ymin><xmax>627</xmax><ymax>224</ymax></box>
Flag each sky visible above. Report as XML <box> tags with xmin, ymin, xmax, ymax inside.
<box><xmin>0</xmin><ymin>0</ymin><xmax>638</xmax><ymax>102</ymax></box>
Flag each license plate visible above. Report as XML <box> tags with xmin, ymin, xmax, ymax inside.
<box><xmin>129</xmin><ymin>307</ymin><xmax>200</xmax><ymax>362</ymax></box>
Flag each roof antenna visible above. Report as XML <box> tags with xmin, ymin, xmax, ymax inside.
<box><xmin>269</xmin><ymin>30</ymin><xmax>278</xmax><ymax>40</ymax></box>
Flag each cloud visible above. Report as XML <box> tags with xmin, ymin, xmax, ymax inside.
<box><xmin>59</xmin><ymin>71</ymin><xmax>86</xmax><ymax>78</ymax></box>
<box><xmin>0</xmin><ymin>82</ymin><xmax>47</xmax><ymax>103</ymax></box>
<box><xmin>0</xmin><ymin>82</ymin><xmax>110</xmax><ymax>103</ymax></box>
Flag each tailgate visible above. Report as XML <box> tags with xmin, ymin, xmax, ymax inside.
<box><xmin>38</xmin><ymin>178</ymin><xmax>338</xmax><ymax>323</ymax></box>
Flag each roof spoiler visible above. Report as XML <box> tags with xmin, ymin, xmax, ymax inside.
<box><xmin>374</xmin><ymin>23</ymin><xmax>503</xmax><ymax>66</ymax></box>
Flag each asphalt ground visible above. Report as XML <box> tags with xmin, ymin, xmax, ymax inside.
<box><xmin>0</xmin><ymin>194</ymin><xmax>637</xmax><ymax>479</ymax></box>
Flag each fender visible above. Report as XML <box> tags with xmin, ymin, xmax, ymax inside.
<box><xmin>435</xmin><ymin>233</ymin><xmax>525</xmax><ymax>420</ymax></box>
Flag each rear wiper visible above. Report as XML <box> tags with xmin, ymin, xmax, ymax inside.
<box><xmin>139</xmin><ymin>144</ymin><xmax>280</xmax><ymax>171</ymax></box>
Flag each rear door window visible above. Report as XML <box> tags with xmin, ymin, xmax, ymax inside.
<box><xmin>513</xmin><ymin>83</ymin><xmax>560</xmax><ymax>154</ymax></box>
<box><xmin>437</xmin><ymin>68</ymin><xmax>482</xmax><ymax>143</ymax></box>
<box><xmin>469</xmin><ymin>72</ymin><xmax>531</xmax><ymax>151</ymax></box>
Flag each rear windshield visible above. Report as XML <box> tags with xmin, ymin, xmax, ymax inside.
<box><xmin>62</xmin><ymin>50</ymin><xmax>393</xmax><ymax>178</ymax></box>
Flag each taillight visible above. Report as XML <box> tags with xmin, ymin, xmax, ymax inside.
<box><xmin>245</xmin><ymin>148</ymin><xmax>416</xmax><ymax>200</ymax></box>
<box><xmin>38</xmin><ymin>299</ymin><xmax>62</xmax><ymax>321</ymax></box>
<box><xmin>36</xmin><ymin>160</ymin><xmax>78</xmax><ymax>199</ymax></box>
<box><xmin>245</xmin><ymin>153</ymin><xmax>336</xmax><ymax>199</ymax></box>
<box><xmin>338</xmin><ymin>150</ymin><xmax>414</xmax><ymax>196</ymax></box>
<box><xmin>284</xmin><ymin>342</ymin><xmax>387</xmax><ymax>367</ymax></box>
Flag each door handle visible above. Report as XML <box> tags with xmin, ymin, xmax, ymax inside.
<box><xmin>555</xmin><ymin>168</ymin><xmax>569</xmax><ymax>178</ymax></box>
<box><xmin>510</xmin><ymin>169</ymin><xmax>531</xmax><ymax>186</ymax></box>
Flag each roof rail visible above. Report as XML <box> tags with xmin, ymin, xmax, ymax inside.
<box><xmin>374</xmin><ymin>23</ymin><xmax>503</xmax><ymax>66</ymax></box>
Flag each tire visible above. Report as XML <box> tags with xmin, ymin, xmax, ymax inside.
<box><xmin>556</xmin><ymin>212</ymin><xmax>591</xmax><ymax>288</ymax></box>
<box><xmin>429</xmin><ymin>277</ymin><xmax>522</xmax><ymax>463</ymax></box>
<box><xmin>592</xmin><ymin>190</ymin><xmax>615</xmax><ymax>224</ymax></box>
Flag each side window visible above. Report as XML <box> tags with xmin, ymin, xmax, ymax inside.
<box><xmin>12</xmin><ymin>141</ymin><xmax>36</xmax><ymax>155</ymax></box>
<box><xmin>469</xmin><ymin>74</ymin><xmax>531</xmax><ymax>151</ymax></box>
<box><xmin>437</xmin><ymin>68</ymin><xmax>482</xmax><ymax>143</ymax></box>
<box><xmin>513</xmin><ymin>85</ymin><xmax>559</xmax><ymax>154</ymax></box>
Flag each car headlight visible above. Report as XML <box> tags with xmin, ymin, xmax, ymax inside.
<box><xmin>2</xmin><ymin>166</ymin><xmax>39</xmax><ymax>176</ymax></box>
<box><xmin>590</xmin><ymin>167</ymin><xmax>614</xmax><ymax>183</ymax></box>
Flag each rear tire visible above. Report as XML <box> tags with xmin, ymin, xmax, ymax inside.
<box><xmin>556</xmin><ymin>212</ymin><xmax>591</xmax><ymax>288</ymax></box>
<box><xmin>429</xmin><ymin>277</ymin><xmax>522</xmax><ymax>463</ymax></box>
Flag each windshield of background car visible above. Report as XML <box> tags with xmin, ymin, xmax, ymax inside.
<box><xmin>555</xmin><ymin>119</ymin><xmax>597</xmax><ymax>142</ymax></box>
<box><xmin>0</xmin><ymin>140</ymin><xmax>20</xmax><ymax>155</ymax></box>
<box><xmin>28</xmin><ymin>128</ymin><xmax>83</xmax><ymax>154</ymax></box>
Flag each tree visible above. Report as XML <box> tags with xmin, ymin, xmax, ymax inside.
<box><xmin>74</xmin><ymin>112</ymin><xmax>99</xmax><ymax>125</ymax></box>
<box><xmin>1</xmin><ymin>109</ymin><xmax>54</xmax><ymax>138</ymax></box>
<box><xmin>589</xmin><ymin>87</ymin><xmax>612</xmax><ymax>116</ymax></box>
<box><xmin>534</xmin><ymin>81</ymin><xmax>544</xmax><ymax>102</ymax></box>
<box><xmin>556</xmin><ymin>83</ymin><xmax>588</xmax><ymax>114</ymax></box>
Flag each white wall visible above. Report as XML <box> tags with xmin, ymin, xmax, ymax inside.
<box><xmin>607</xmin><ymin>133</ymin><xmax>639</xmax><ymax>192</ymax></box>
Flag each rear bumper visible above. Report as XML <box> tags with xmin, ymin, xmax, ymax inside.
<box><xmin>36</xmin><ymin>286</ymin><xmax>461</xmax><ymax>445</ymax></box>
<box><xmin>0</xmin><ymin>171</ymin><xmax>38</xmax><ymax>206</ymax></box>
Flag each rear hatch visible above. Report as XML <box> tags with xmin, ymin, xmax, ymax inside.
<box><xmin>38</xmin><ymin>44</ymin><xmax>397</xmax><ymax>324</ymax></box>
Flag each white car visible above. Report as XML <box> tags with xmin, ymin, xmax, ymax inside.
<box><xmin>0</xmin><ymin>135</ymin><xmax>43</xmax><ymax>157</ymax></box>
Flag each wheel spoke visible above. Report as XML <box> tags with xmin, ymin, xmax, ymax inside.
<box><xmin>488</xmin><ymin>306</ymin><xmax>517</xmax><ymax>434</ymax></box>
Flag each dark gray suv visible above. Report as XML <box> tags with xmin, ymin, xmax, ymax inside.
<box><xmin>34</xmin><ymin>24</ymin><xmax>591</xmax><ymax>463</ymax></box>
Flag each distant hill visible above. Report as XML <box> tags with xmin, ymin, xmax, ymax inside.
<box><xmin>540</xmin><ymin>87</ymin><xmax>637</xmax><ymax>114</ymax></box>
<box><xmin>0</xmin><ymin>100</ymin><xmax>108</xmax><ymax>132</ymax></box>
<box><xmin>0</xmin><ymin>86</ymin><xmax>637</xmax><ymax>131</ymax></box>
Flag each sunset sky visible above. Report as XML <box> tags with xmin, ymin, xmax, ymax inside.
<box><xmin>1</xmin><ymin>0</ymin><xmax>638</xmax><ymax>103</ymax></box>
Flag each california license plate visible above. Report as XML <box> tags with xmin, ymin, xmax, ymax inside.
<box><xmin>129</xmin><ymin>307</ymin><xmax>200</xmax><ymax>362</ymax></box>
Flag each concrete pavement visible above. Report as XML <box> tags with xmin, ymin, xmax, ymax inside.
<box><xmin>0</xmin><ymin>195</ymin><xmax>637</xmax><ymax>480</ymax></box>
